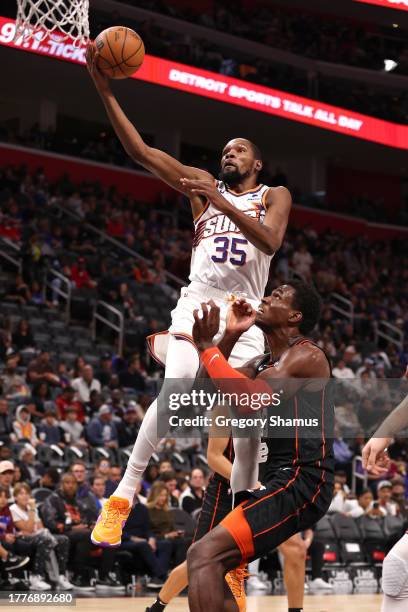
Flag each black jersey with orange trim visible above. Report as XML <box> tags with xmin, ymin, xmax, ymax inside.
<box><xmin>255</xmin><ymin>338</ymin><xmax>334</xmax><ymax>481</ymax></box>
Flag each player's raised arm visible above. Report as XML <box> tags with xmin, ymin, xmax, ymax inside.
<box><xmin>85</xmin><ymin>42</ymin><xmax>211</xmax><ymax>195</ymax></box>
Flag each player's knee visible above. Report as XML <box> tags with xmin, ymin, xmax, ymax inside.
<box><xmin>187</xmin><ymin>540</ymin><xmax>216</xmax><ymax>572</ymax></box>
<box><xmin>382</xmin><ymin>551</ymin><xmax>408</xmax><ymax>598</ymax></box>
<box><xmin>281</xmin><ymin>537</ymin><xmax>306</xmax><ymax>564</ymax></box>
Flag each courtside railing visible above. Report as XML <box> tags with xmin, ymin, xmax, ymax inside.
<box><xmin>92</xmin><ymin>300</ymin><xmax>124</xmax><ymax>357</ymax></box>
<box><xmin>330</xmin><ymin>293</ymin><xmax>354</xmax><ymax>326</ymax></box>
<box><xmin>374</xmin><ymin>320</ymin><xmax>404</xmax><ymax>351</ymax></box>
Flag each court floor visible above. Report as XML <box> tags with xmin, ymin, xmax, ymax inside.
<box><xmin>8</xmin><ymin>594</ymin><xmax>382</xmax><ymax>612</ymax></box>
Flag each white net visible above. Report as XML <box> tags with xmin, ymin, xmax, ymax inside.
<box><xmin>15</xmin><ymin>0</ymin><xmax>90</xmax><ymax>46</ymax></box>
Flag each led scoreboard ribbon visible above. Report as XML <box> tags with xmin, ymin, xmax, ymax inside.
<box><xmin>1</xmin><ymin>16</ymin><xmax>408</xmax><ymax>149</ymax></box>
<box><xmin>354</xmin><ymin>0</ymin><xmax>408</xmax><ymax>11</ymax></box>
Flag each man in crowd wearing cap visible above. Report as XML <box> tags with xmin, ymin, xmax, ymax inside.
<box><xmin>72</xmin><ymin>365</ymin><xmax>101</xmax><ymax>405</ymax></box>
<box><xmin>104</xmin><ymin>466</ymin><xmax>122</xmax><ymax>498</ymax></box>
<box><xmin>85</xmin><ymin>405</ymin><xmax>118</xmax><ymax>449</ymax></box>
<box><xmin>377</xmin><ymin>481</ymin><xmax>399</xmax><ymax>516</ymax></box>
<box><xmin>117</xmin><ymin>405</ymin><xmax>141</xmax><ymax>448</ymax></box>
<box><xmin>0</xmin><ymin>461</ymin><xmax>15</xmax><ymax>501</ymax></box>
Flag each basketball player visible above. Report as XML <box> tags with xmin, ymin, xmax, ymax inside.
<box><xmin>186</xmin><ymin>281</ymin><xmax>335</xmax><ymax>612</ymax></box>
<box><xmin>362</xmin><ymin>369</ymin><xmax>408</xmax><ymax>612</ymax></box>
<box><xmin>147</xmin><ymin>421</ymin><xmax>310</xmax><ymax>612</ymax></box>
<box><xmin>85</xmin><ymin>42</ymin><xmax>292</xmax><ymax>548</ymax></box>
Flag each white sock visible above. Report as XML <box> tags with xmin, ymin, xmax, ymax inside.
<box><xmin>248</xmin><ymin>558</ymin><xmax>260</xmax><ymax>576</ymax></box>
<box><xmin>113</xmin><ymin>336</ymin><xmax>200</xmax><ymax>503</ymax></box>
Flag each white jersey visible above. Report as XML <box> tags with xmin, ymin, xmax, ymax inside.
<box><xmin>189</xmin><ymin>182</ymin><xmax>273</xmax><ymax>300</ymax></box>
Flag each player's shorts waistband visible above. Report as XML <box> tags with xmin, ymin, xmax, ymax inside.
<box><xmin>187</xmin><ymin>281</ymin><xmax>260</xmax><ymax>308</ymax></box>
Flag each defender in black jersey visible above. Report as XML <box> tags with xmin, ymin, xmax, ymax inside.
<box><xmin>187</xmin><ymin>281</ymin><xmax>335</xmax><ymax>612</ymax></box>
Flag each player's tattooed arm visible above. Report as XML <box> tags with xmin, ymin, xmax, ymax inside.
<box><xmin>86</xmin><ymin>42</ymin><xmax>211</xmax><ymax>197</ymax></box>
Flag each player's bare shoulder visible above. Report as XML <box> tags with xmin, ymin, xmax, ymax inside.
<box><xmin>264</xmin><ymin>185</ymin><xmax>292</xmax><ymax>210</ymax></box>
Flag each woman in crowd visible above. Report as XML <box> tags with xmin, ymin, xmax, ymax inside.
<box><xmin>146</xmin><ymin>482</ymin><xmax>189</xmax><ymax>567</ymax></box>
<box><xmin>12</xmin><ymin>320</ymin><xmax>35</xmax><ymax>352</ymax></box>
<box><xmin>10</xmin><ymin>483</ymin><xmax>73</xmax><ymax>590</ymax></box>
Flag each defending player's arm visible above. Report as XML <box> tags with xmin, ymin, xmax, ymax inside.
<box><xmin>193</xmin><ymin>301</ymin><xmax>328</xmax><ymax>411</ymax></box>
<box><xmin>363</xmin><ymin>372</ymin><xmax>408</xmax><ymax>474</ymax></box>
<box><xmin>180</xmin><ymin>178</ymin><xmax>292</xmax><ymax>255</ymax></box>
<box><xmin>85</xmin><ymin>43</ymin><xmax>211</xmax><ymax>198</ymax></box>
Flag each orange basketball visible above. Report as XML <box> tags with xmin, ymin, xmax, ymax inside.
<box><xmin>95</xmin><ymin>26</ymin><xmax>145</xmax><ymax>80</ymax></box>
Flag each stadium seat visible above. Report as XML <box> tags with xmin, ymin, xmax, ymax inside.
<box><xmin>357</xmin><ymin>515</ymin><xmax>387</xmax><ymax>564</ymax></box>
<box><xmin>170</xmin><ymin>508</ymin><xmax>195</xmax><ymax>539</ymax></box>
<box><xmin>331</xmin><ymin>514</ymin><xmax>366</xmax><ymax>566</ymax></box>
<box><xmin>313</xmin><ymin>515</ymin><xmax>342</xmax><ymax>566</ymax></box>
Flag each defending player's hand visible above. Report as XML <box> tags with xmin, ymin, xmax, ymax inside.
<box><xmin>180</xmin><ymin>178</ymin><xmax>229</xmax><ymax>211</ymax></box>
<box><xmin>225</xmin><ymin>299</ymin><xmax>257</xmax><ymax>336</ymax></box>
<box><xmin>192</xmin><ymin>300</ymin><xmax>220</xmax><ymax>352</ymax></box>
<box><xmin>86</xmin><ymin>42</ymin><xmax>110</xmax><ymax>93</ymax></box>
<box><xmin>362</xmin><ymin>436</ymin><xmax>392</xmax><ymax>475</ymax></box>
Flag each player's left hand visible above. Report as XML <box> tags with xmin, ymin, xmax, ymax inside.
<box><xmin>362</xmin><ymin>437</ymin><xmax>392</xmax><ymax>474</ymax></box>
<box><xmin>226</xmin><ymin>298</ymin><xmax>257</xmax><ymax>336</ymax></box>
<box><xmin>180</xmin><ymin>178</ymin><xmax>230</xmax><ymax>212</ymax></box>
<box><xmin>192</xmin><ymin>300</ymin><xmax>220</xmax><ymax>352</ymax></box>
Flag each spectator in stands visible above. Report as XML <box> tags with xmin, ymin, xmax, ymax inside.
<box><xmin>117</xmin><ymin>405</ymin><xmax>141</xmax><ymax>448</ymax></box>
<box><xmin>18</xmin><ymin>448</ymin><xmax>41</xmax><ymax>487</ymax></box>
<box><xmin>12</xmin><ymin>320</ymin><xmax>35</xmax><ymax>352</ymax></box>
<box><xmin>72</xmin><ymin>365</ymin><xmax>101</xmax><ymax>404</ymax></box>
<box><xmin>27</xmin><ymin>351</ymin><xmax>60</xmax><ymax>387</ymax></box>
<box><xmin>179</xmin><ymin>468</ymin><xmax>205</xmax><ymax>514</ymax></box>
<box><xmin>70</xmin><ymin>257</ymin><xmax>97</xmax><ymax>290</ymax></box>
<box><xmin>104</xmin><ymin>465</ymin><xmax>122</xmax><ymax>497</ymax></box>
<box><xmin>158</xmin><ymin>461</ymin><xmax>173</xmax><ymax>475</ymax></box>
<box><xmin>55</xmin><ymin>387</ymin><xmax>85</xmax><ymax>422</ymax></box>
<box><xmin>141</xmin><ymin>465</ymin><xmax>159</xmax><ymax>497</ymax></box>
<box><xmin>147</xmin><ymin>482</ymin><xmax>189</xmax><ymax>567</ymax></box>
<box><xmin>86</xmin><ymin>405</ymin><xmax>118</xmax><ymax>449</ymax></box>
<box><xmin>1</xmin><ymin>355</ymin><xmax>30</xmax><ymax>399</ymax></box>
<box><xmin>292</xmin><ymin>243</ymin><xmax>313</xmax><ymax>280</ymax></box>
<box><xmin>377</xmin><ymin>481</ymin><xmax>399</xmax><ymax>516</ymax></box>
<box><xmin>93</xmin><ymin>458</ymin><xmax>111</xmax><ymax>480</ymax></box>
<box><xmin>0</xmin><ymin>399</ymin><xmax>13</xmax><ymax>444</ymax></box>
<box><xmin>0</xmin><ymin>485</ymin><xmax>30</xmax><ymax>572</ymax></box>
<box><xmin>38</xmin><ymin>468</ymin><xmax>60</xmax><ymax>491</ymax></box>
<box><xmin>335</xmin><ymin>401</ymin><xmax>361</xmax><ymax>438</ymax></box>
<box><xmin>12</xmin><ymin>405</ymin><xmax>38</xmax><ymax>447</ymax></box>
<box><xmin>95</xmin><ymin>353</ymin><xmax>113</xmax><ymax>387</ymax></box>
<box><xmin>30</xmin><ymin>382</ymin><xmax>53</xmax><ymax>420</ymax></box>
<box><xmin>121</xmin><ymin>482</ymin><xmax>171</xmax><ymax>589</ymax></box>
<box><xmin>10</xmin><ymin>482</ymin><xmax>73</xmax><ymax>590</ymax></box>
<box><xmin>0</xmin><ymin>462</ymin><xmax>15</xmax><ymax>501</ymax></box>
<box><xmin>86</xmin><ymin>390</ymin><xmax>104</xmax><ymax>417</ymax></box>
<box><xmin>159</xmin><ymin>471</ymin><xmax>180</xmax><ymax>508</ymax></box>
<box><xmin>73</xmin><ymin>356</ymin><xmax>86</xmax><ymax>379</ymax></box>
<box><xmin>5</xmin><ymin>275</ymin><xmax>31</xmax><ymax>305</ymax></box>
<box><xmin>60</xmin><ymin>407</ymin><xmax>86</xmax><ymax>446</ymax></box>
<box><xmin>133</xmin><ymin>261</ymin><xmax>154</xmax><ymax>284</ymax></box>
<box><xmin>391</xmin><ymin>480</ymin><xmax>408</xmax><ymax>519</ymax></box>
<box><xmin>89</xmin><ymin>476</ymin><xmax>107</xmax><ymax>512</ymax></box>
<box><xmin>332</xmin><ymin>358</ymin><xmax>355</xmax><ymax>380</ymax></box>
<box><xmin>38</xmin><ymin>411</ymin><xmax>63</xmax><ymax>446</ymax></box>
<box><xmin>118</xmin><ymin>355</ymin><xmax>146</xmax><ymax>391</ymax></box>
<box><xmin>69</xmin><ymin>461</ymin><xmax>90</xmax><ymax>498</ymax></box>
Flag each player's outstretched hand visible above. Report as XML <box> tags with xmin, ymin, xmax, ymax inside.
<box><xmin>226</xmin><ymin>298</ymin><xmax>257</xmax><ymax>336</ymax></box>
<box><xmin>192</xmin><ymin>300</ymin><xmax>220</xmax><ymax>352</ymax></box>
<box><xmin>86</xmin><ymin>42</ymin><xmax>110</xmax><ymax>93</ymax></box>
<box><xmin>180</xmin><ymin>178</ymin><xmax>228</xmax><ymax>212</ymax></box>
<box><xmin>362</xmin><ymin>436</ymin><xmax>392</xmax><ymax>475</ymax></box>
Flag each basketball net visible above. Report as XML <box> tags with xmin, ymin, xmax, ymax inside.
<box><xmin>15</xmin><ymin>0</ymin><xmax>89</xmax><ymax>47</ymax></box>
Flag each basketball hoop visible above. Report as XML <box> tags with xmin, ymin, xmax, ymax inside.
<box><xmin>15</xmin><ymin>0</ymin><xmax>89</xmax><ymax>47</ymax></box>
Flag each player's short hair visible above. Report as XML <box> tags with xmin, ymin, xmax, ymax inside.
<box><xmin>245</xmin><ymin>140</ymin><xmax>262</xmax><ymax>161</ymax></box>
<box><xmin>290</xmin><ymin>280</ymin><xmax>322</xmax><ymax>334</ymax></box>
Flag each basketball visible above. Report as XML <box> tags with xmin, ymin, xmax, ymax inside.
<box><xmin>95</xmin><ymin>26</ymin><xmax>145</xmax><ymax>80</ymax></box>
